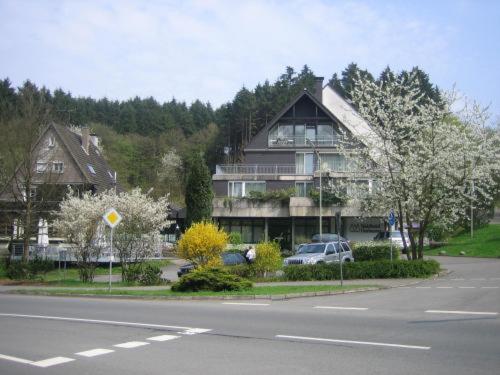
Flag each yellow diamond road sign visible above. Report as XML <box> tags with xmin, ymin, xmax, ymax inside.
<box><xmin>103</xmin><ymin>208</ymin><xmax>122</xmax><ymax>228</ymax></box>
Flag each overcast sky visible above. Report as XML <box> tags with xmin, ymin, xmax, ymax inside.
<box><xmin>1</xmin><ymin>0</ymin><xmax>499</xmax><ymax>119</ymax></box>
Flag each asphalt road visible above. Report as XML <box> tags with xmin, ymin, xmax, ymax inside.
<box><xmin>0</xmin><ymin>256</ymin><xmax>499</xmax><ymax>375</ymax></box>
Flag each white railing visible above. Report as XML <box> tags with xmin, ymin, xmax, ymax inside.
<box><xmin>216</xmin><ymin>164</ymin><xmax>308</xmax><ymax>175</ymax></box>
<box><xmin>268</xmin><ymin>135</ymin><xmax>344</xmax><ymax>148</ymax></box>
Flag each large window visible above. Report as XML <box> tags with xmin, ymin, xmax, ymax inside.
<box><xmin>295</xmin><ymin>182</ymin><xmax>313</xmax><ymax>197</ymax></box>
<box><xmin>228</xmin><ymin>181</ymin><xmax>266</xmax><ymax>197</ymax></box>
<box><xmin>296</xmin><ymin>153</ymin><xmax>315</xmax><ymax>174</ymax></box>
<box><xmin>219</xmin><ymin>219</ymin><xmax>264</xmax><ymax>243</ymax></box>
<box><xmin>269</xmin><ymin>123</ymin><xmax>338</xmax><ymax>147</ymax></box>
<box><xmin>320</xmin><ymin>154</ymin><xmax>347</xmax><ymax>171</ymax></box>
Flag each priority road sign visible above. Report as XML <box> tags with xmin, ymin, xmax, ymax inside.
<box><xmin>103</xmin><ymin>208</ymin><xmax>122</xmax><ymax>228</ymax></box>
<box><xmin>388</xmin><ymin>210</ymin><xmax>396</xmax><ymax>226</ymax></box>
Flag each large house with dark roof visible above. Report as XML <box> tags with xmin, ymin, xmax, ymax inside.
<box><xmin>212</xmin><ymin>78</ymin><xmax>383</xmax><ymax>250</ymax></box>
<box><xmin>0</xmin><ymin>123</ymin><xmax>121</xmax><ymax>257</ymax></box>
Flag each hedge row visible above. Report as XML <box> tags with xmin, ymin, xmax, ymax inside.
<box><xmin>352</xmin><ymin>241</ymin><xmax>399</xmax><ymax>262</ymax></box>
<box><xmin>283</xmin><ymin>260</ymin><xmax>440</xmax><ymax>281</ymax></box>
<box><xmin>171</xmin><ymin>268</ymin><xmax>253</xmax><ymax>292</ymax></box>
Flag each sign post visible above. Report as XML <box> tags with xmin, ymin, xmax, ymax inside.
<box><xmin>336</xmin><ymin>211</ymin><xmax>343</xmax><ymax>287</ymax></box>
<box><xmin>103</xmin><ymin>208</ymin><xmax>122</xmax><ymax>292</ymax></box>
<box><xmin>388</xmin><ymin>209</ymin><xmax>396</xmax><ymax>263</ymax></box>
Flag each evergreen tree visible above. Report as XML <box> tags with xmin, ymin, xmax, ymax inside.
<box><xmin>184</xmin><ymin>152</ymin><xmax>213</xmax><ymax>227</ymax></box>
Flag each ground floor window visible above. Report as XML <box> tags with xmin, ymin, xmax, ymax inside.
<box><xmin>295</xmin><ymin>181</ymin><xmax>313</xmax><ymax>197</ymax></box>
<box><xmin>218</xmin><ymin>218</ymin><xmax>265</xmax><ymax>243</ymax></box>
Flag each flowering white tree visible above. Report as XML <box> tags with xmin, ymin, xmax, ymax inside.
<box><xmin>107</xmin><ymin>188</ymin><xmax>169</xmax><ymax>281</ymax></box>
<box><xmin>346</xmin><ymin>71</ymin><xmax>500</xmax><ymax>259</ymax></box>
<box><xmin>54</xmin><ymin>188</ymin><xmax>169</xmax><ymax>282</ymax></box>
<box><xmin>53</xmin><ymin>189</ymin><xmax>108</xmax><ymax>282</ymax></box>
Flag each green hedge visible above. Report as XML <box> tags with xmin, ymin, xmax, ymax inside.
<box><xmin>5</xmin><ymin>258</ymin><xmax>55</xmax><ymax>280</ymax></box>
<box><xmin>171</xmin><ymin>268</ymin><xmax>253</xmax><ymax>292</ymax></box>
<box><xmin>283</xmin><ymin>260</ymin><xmax>440</xmax><ymax>281</ymax></box>
<box><xmin>352</xmin><ymin>241</ymin><xmax>399</xmax><ymax>261</ymax></box>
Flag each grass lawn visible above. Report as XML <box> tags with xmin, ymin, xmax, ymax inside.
<box><xmin>425</xmin><ymin>224</ymin><xmax>500</xmax><ymax>258</ymax></box>
<box><xmin>10</xmin><ymin>284</ymin><xmax>378</xmax><ymax>297</ymax></box>
<box><xmin>0</xmin><ymin>259</ymin><xmax>170</xmax><ymax>286</ymax></box>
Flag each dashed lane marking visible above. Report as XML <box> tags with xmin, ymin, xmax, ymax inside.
<box><xmin>425</xmin><ymin>310</ymin><xmax>498</xmax><ymax>316</ymax></box>
<box><xmin>276</xmin><ymin>335</ymin><xmax>430</xmax><ymax>350</ymax></box>
<box><xmin>314</xmin><ymin>306</ymin><xmax>369</xmax><ymax>311</ymax></box>
<box><xmin>75</xmin><ymin>349</ymin><xmax>115</xmax><ymax>357</ymax></box>
<box><xmin>114</xmin><ymin>341</ymin><xmax>149</xmax><ymax>349</ymax></box>
<box><xmin>147</xmin><ymin>335</ymin><xmax>180</xmax><ymax>342</ymax></box>
<box><xmin>436</xmin><ymin>287</ymin><xmax>453</xmax><ymax>289</ymax></box>
<box><xmin>416</xmin><ymin>287</ymin><xmax>432</xmax><ymax>289</ymax></box>
<box><xmin>458</xmin><ymin>287</ymin><xmax>476</xmax><ymax>289</ymax></box>
<box><xmin>31</xmin><ymin>357</ymin><xmax>75</xmax><ymax>368</ymax></box>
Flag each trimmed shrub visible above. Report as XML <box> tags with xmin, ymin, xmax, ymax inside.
<box><xmin>254</xmin><ymin>241</ymin><xmax>282</xmax><ymax>277</ymax></box>
<box><xmin>171</xmin><ymin>268</ymin><xmax>252</xmax><ymax>292</ymax></box>
<box><xmin>139</xmin><ymin>263</ymin><xmax>163</xmax><ymax>286</ymax></box>
<box><xmin>352</xmin><ymin>241</ymin><xmax>399</xmax><ymax>262</ymax></box>
<box><xmin>122</xmin><ymin>263</ymin><xmax>143</xmax><ymax>282</ymax></box>
<box><xmin>283</xmin><ymin>260</ymin><xmax>440</xmax><ymax>281</ymax></box>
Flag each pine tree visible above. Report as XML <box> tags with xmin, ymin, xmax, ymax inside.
<box><xmin>185</xmin><ymin>152</ymin><xmax>213</xmax><ymax>227</ymax></box>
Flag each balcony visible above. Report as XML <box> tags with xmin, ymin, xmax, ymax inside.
<box><xmin>268</xmin><ymin>135</ymin><xmax>344</xmax><ymax>148</ymax></box>
<box><xmin>216</xmin><ymin>164</ymin><xmax>308</xmax><ymax>176</ymax></box>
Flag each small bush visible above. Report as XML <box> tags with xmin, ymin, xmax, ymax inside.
<box><xmin>352</xmin><ymin>241</ymin><xmax>399</xmax><ymax>262</ymax></box>
<box><xmin>224</xmin><ymin>264</ymin><xmax>256</xmax><ymax>278</ymax></box>
<box><xmin>283</xmin><ymin>260</ymin><xmax>440</xmax><ymax>281</ymax></box>
<box><xmin>122</xmin><ymin>263</ymin><xmax>143</xmax><ymax>282</ymax></box>
<box><xmin>254</xmin><ymin>241</ymin><xmax>282</xmax><ymax>277</ymax></box>
<box><xmin>5</xmin><ymin>257</ymin><xmax>55</xmax><ymax>280</ymax></box>
<box><xmin>171</xmin><ymin>268</ymin><xmax>252</xmax><ymax>292</ymax></box>
<box><xmin>139</xmin><ymin>263</ymin><xmax>163</xmax><ymax>285</ymax></box>
<box><xmin>228</xmin><ymin>232</ymin><xmax>242</xmax><ymax>246</ymax></box>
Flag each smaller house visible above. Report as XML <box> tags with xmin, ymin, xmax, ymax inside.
<box><xmin>0</xmin><ymin>123</ymin><xmax>122</xmax><ymax>258</ymax></box>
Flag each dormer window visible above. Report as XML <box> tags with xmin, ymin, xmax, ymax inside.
<box><xmin>87</xmin><ymin>164</ymin><xmax>96</xmax><ymax>174</ymax></box>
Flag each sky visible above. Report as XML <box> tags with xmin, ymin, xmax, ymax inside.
<box><xmin>1</xmin><ymin>0</ymin><xmax>499</xmax><ymax>120</ymax></box>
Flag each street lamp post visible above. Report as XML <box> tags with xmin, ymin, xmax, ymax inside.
<box><xmin>306</xmin><ymin>138</ymin><xmax>322</xmax><ymax>238</ymax></box>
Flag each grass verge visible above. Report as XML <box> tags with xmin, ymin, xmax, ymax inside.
<box><xmin>425</xmin><ymin>224</ymin><xmax>500</xmax><ymax>258</ymax></box>
<box><xmin>9</xmin><ymin>284</ymin><xmax>377</xmax><ymax>298</ymax></box>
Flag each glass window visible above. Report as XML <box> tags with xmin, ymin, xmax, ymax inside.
<box><xmin>246</xmin><ymin>182</ymin><xmax>266</xmax><ymax>195</ymax></box>
<box><xmin>278</xmin><ymin>124</ymin><xmax>294</xmax><ymax>138</ymax></box>
<box><xmin>36</xmin><ymin>162</ymin><xmax>47</xmax><ymax>173</ymax></box>
<box><xmin>87</xmin><ymin>164</ymin><xmax>96</xmax><ymax>174</ymax></box>
<box><xmin>306</xmin><ymin>126</ymin><xmax>316</xmax><ymax>142</ymax></box>
<box><xmin>295</xmin><ymin>182</ymin><xmax>313</xmax><ymax>197</ymax></box>
<box><xmin>296</xmin><ymin>153</ymin><xmax>314</xmax><ymax>174</ymax></box>
<box><xmin>52</xmin><ymin>162</ymin><xmax>64</xmax><ymax>173</ymax></box>
<box><xmin>229</xmin><ymin>182</ymin><xmax>243</xmax><ymax>197</ymax></box>
<box><xmin>320</xmin><ymin>154</ymin><xmax>346</xmax><ymax>171</ymax></box>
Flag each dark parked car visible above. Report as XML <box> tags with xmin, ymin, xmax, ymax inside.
<box><xmin>177</xmin><ymin>252</ymin><xmax>247</xmax><ymax>278</ymax></box>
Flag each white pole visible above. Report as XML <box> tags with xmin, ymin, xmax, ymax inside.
<box><xmin>319</xmin><ymin>153</ymin><xmax>322</xmax><ymax>239</ymax></box>
<box><xmin>471</xmin><ymin>179</ymin><xmax>474</xmax><ymax>239</ymax></box>
<box><xmin>109</xmin><ymin>228</ymin><xmax>113</xmax><ymax>292</ymax></box>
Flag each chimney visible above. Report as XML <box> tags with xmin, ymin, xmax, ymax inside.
<box><xmin>314</xmin><ymin>76</ymin><xmax>324</xmax><ymax>103</ymax></box>
<box><xmin>81</xmin><ymin>127</ymin><xmax>90</xmax><ymax>154</ymax></box>
<box><xmin>90</xmin><ymin>133</ymin><xmax>100</xmax><ymax>149</ymax></box>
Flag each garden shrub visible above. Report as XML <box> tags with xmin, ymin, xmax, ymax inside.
<box><xmin>228</xmin><ymin>232</ymin><xmax>242</xmax><ymax>246</ymax></box>
<box><xmin>224</xmin><ymin>264</ymin><xmax>255</xmax><ymax>278</ymax></box>
<box><xmin>171</xmin><ymin>268</ymin><xmax>252</xmax><ymax>292</ymax></box>
<box><xmin>122</xmin><ymin>263</ymin><xmax>143</xmax><ymax>282</ymax></box>
<box><xmin>253</xmin><ymin>241</ymin><xmax>282</xmax><ymax>277</ymax></box>
<box><xmin>177</xmin><ymin>222</ymin><xmax>228</xmax><ymax>268</ymax></box>
<box><xmin>5</xmin><ymin>257</ymin><xmax>55</xmax><ymax>280</ymax></box>
<box><xmin>352</xmin><ymin>241</ymin><xmax>399</xmax><ymax>262</ymax></box>
<box><xmin>283</xmin><ymin>259</ymin><xmax>440</xmax><ymax>281</ymax></box>
<box><xmin>139</xmin><ymin>263</ymin><xmax>163</xmax><ymax>285</ymax></box>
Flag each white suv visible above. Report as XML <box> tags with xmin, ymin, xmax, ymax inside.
<box><xmin>284</xmin><ymin>241</ymin><xmax>354</xmax><ymax>265</ymax></box>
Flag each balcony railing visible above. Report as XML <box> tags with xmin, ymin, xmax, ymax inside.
<box><xmin>268</xmin><ymin>135</ymin><xmax>344</xmax><ymax>148</ymax></box>
<box><xmin>216</xmin><ymin>164</ymin><xmax>308</xmax><ymax>175</ymax></box>
<box><xmin>216</xmin><ymin>163</ymin><xmax>355</xmax><ymax>176</ymax></box>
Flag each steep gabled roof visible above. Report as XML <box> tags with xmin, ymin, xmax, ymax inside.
<box><xmin>50</xmin><ymin>123</ymin><xmax>122</xmax><ymax>193</ymax></box>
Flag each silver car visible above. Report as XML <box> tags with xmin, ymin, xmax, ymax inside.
<box><xmin>284</xmin><ymin>241</ymin><xmax>354</xmax><ymax>266</ymax></box>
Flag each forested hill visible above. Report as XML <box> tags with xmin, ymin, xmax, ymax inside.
<box><xmin>0</xmin><ymin>64</ymin><xmax>440</xmax><ymax>203</ymax></box>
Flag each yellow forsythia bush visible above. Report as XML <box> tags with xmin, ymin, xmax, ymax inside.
<box><xmin>254</xmin><ymin>241</ymin><xmax>282</xmax><ymax>277</ymax></box>
<box><xmin>177</xmin><ymin>222</ymin><xmax>229</xmax><ymax>268</ymax></box>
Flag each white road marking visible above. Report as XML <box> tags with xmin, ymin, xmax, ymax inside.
<box><xmin>0</xmin><ymin>313</ymin><xmax>210</xmax><ymax>334</ymax></box>
<box><xmin>31</xmin><ymin>357</ymin><xmax>75</xmax><ymax>368</ymax></box>
<box><xmin>276</xmin><ymin>335</ymin><xmax>430</xmax><ymax>350</ymax></box>
<box><xmin>416</xmin><ymin>287</ymin><xmax>431</xmax><ymax>289</ymax></box>
<box><xmin>180</xmin><ymin>328</ymin><xmax>212</xmax><ymax>335</ymax></box>
<box><xmin>481</xmin><ymin>286</ymin><xmax>499</xmax><ymax>289</ymax></box>
<box><xmin>222</xmin><ymin>302</ymin><xmax>270</xmax><ymax>306</ymax></box>
<box><xmin>458</xmin><ymin>286</ymin><xmax>476</xmax><ymax>289</ymax></box>
<box><xmin>147</xmin><ymin>334</ymin><xmax>180</xmax><ymax>342</ymax></box>
<box><xmin>436</xmin><ymin>287</ymin><xmax>453</xmax><ymax>289</ymax></box>
<box><xmin>76</xmin><ymin>348</ymin><xmax>114</xmax><ymax>357</ymax></box>
<box><xmin>0</xmin><ymin>353</ymin><xmax>33</xmax><ymax>365</ymax></box>
<box><xmin>425</xmin><ymin>310</ymin><xmax>498</xmax><ymax>316</ymax></box>
<box><xmin>314</xmin><ymin>306</ymin><xmax>368</xmax><ymax>311</ymax></box>
<box><xmin>114</xmin><ymin>341</ymin><xmax>149</xmax><ymax>349</ymax></box>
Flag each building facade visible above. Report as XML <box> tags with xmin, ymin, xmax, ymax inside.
<box><xmin>212</xmin><ymin>78</ymin><xmax>384</xmax><ymax>249</ymax></box>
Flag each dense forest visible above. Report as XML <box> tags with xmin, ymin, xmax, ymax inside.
<box><xmin>0</xmin><ymin>64</ymin><xmax>441</xmax><ymax>204</ymax></box>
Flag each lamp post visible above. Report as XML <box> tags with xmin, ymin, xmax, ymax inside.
<box><xmin>306</xmin><ymin>138</ymin><xmax>322</xmax><ymax>238</ymax></box>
